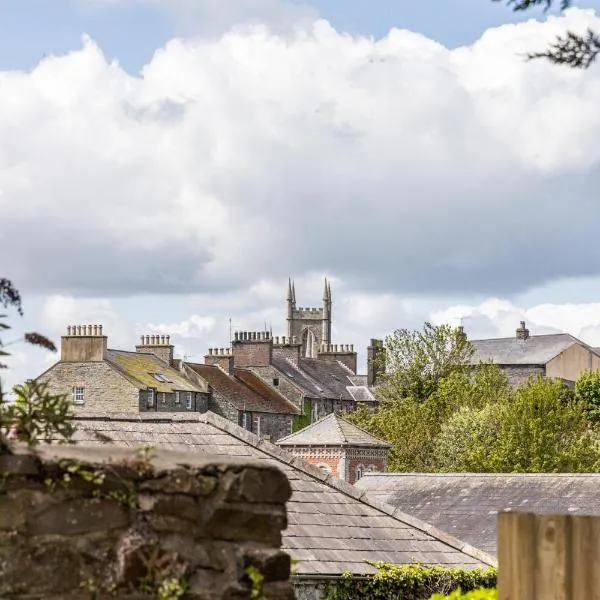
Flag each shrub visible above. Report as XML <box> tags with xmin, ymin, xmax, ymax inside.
<box><xmin>431</xmin><ymin>588</ymin><xmax>498</xmax><ymax>600</ymax></box>
<box><xmin>322</xmin><ymin>563</ymin><xmax>497</xmax><ymax>600</ymax></box>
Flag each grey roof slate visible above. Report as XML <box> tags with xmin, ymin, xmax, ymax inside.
<box><xmin>298</xmin><ymin>358</ymin><xmax>354</xmax><ymax>400</ymax></box>
<box><xmin>470</xmin><ymin>334</ymin><xmax>580</xmax><ymax>365</ymax></box>
<box><xmin>71</xmin><ymin>412</ymin><xmax>494</xmax><ymax>576</ymax></box>
<box><xmin>271</xmin><ymin>356</ymin><xmax>326</xmax><ymax>399</ymax></box>
<box><xmin>347</xmin><ymin>386</ymin><xmax>376</xmax><ymax>403</ymax></box>
<box><xmin>355</xmin><ymin>473</ymin><xmax>600</xmax><ymax>556</ymax></box>
<box><xmin>278</xmin><ymin>413</ymin><xmax>390</xmax><ymax>448</ymax></box>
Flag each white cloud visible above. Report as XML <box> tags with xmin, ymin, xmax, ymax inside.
<box><xmin>432</xmin><ymin>297</ymin><xmax>600</xmax><ymax>347</ymax></box>
<box><xmin>2</xmin><ymin>9</ymin><xmax>600</xmax><ymax>299</ymax></box>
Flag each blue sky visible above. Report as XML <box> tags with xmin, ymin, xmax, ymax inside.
<box><xmin>2</xmin><ymin>0</ymin><xmax>599</xmax><ymax>74</ymax></box>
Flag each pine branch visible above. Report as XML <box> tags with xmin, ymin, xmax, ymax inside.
<box><xmin>494</xmin><ymin>0</ymin><xmax>572</xmax><ymax>11</ymax></box>
<box><xmin>528</xmin><ymin>28</ymin><xmax>600</xmax><ymax>68</ymax></box>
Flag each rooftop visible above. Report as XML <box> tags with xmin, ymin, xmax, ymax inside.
<box><xmin>355</xmin><ymin>472</ymin><xmax>600</xmax><ymax>556</ymax></box>
<box><xmin>187</xmin><ymin>363</ymin><xmax>299</xmax><ymax>415</ymax></box>
<box><xmin>277</xmin><ymin>413</ymin><xmax>391</xmax><ymax>448</ymax></box>
<box><xmin>106</xmin><ymin>349</ymin><xmax>203</xmax><ymax>394</ymax></box>
<box><xmin>469</xmin><ymin>333</ymin><xmax>585</xmax><ymax>366</ymax></box>
<box><xmin>71</xmin><ymin>412</ymin><xmax>494</xmax><ymax>576</ymax></box>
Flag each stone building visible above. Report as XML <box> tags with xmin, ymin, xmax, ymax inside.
<box><xmin>203</xmin><ymin>280</ymin><xmax>378</xmax><ymax>431</ymax></box>
<box><xmin>38</xmin><ymin>325</ymin><xmax>209</xmax><ymax>413</ymax></box>
<box><xmin>277</xmin><ymin>413</ymin><xmax>391</xmax><ymax>484</ymax></box>
<box><xmin>186</xmin><ymin>360</ymin><xmax>299</xmax><ymax>442</ymax></box>
<box><xmin>72</xmin><ymin>411</ymin><xmax>494</xmax><ymax>600</ymax></box>
<box><xmin>468</xmin><ymin>321</ymin><xmax>600</xmax><ymax>387</ymax></box>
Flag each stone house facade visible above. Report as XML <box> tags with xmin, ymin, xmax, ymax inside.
<box><xmin>469</xmin><ymin>321</ymin><xmax>600</xmax><ymax>387</ymax></box>
<box><xmin>186</xmin><ymin>361</ymin><xmax>299</xmax><ymax>442</ymax></box>
<box><xmin>277</xmin><ymin>413</ymin><xmax>391</xmax><ymax>484</ymax></box>
<box><xmin>37</xmin><ymin>325</ymin><xmax>209</xmax><ymax>413</ymax></box>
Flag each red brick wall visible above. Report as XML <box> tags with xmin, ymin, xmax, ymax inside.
<box><xmin>232</xmin><ymin>341</ymin><xmax>272</xmax><ymax>367</ymax></box>
<box><xmin>303</xmin><ymin>455</ymin><xmax>342</xmax><ymax>478</ymax></box>
<box><xmin>347</xmin><ymin>456</ymin><xmax>387</xmax><ymax>485</ymax></box>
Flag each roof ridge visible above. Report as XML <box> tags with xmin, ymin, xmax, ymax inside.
<box><xmin>335</xmin><ymin>413</ymin><xmax>391</xmax><ymax>447</ymax></box>
<box><xmin>198</xmin><ymin>411</ymin><xmax>496</xmax><ymax>567</ymax></box>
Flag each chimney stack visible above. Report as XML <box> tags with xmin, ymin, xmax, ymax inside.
<box><xmin>231</xmin><ymin>330</ymin><xmax>273</xmax><ymax>367</ymax></box>
<box><xmin>367</xmin><ymin>338</ymin><xmax>385</xmax><ymax>387</ymax></box>
<box><xmin>61</xmin><ymin>324</ymin><xmax>107</xmax><ymax>362</ymax></box>
<box><xmin>516</xmin><ymin>321</ymin><xmax>530</xmax><ymax>341</ymax></box>
<box><xmin>135</xmin><ymin>333</ymin><xmax>175</xmax><ymax>366</ymax></box>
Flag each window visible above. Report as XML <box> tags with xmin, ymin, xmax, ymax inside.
<box><xmin>153</xmin><ymin>373</ymin><xmax>168</xmax><ymax>383</ymax></box>
<box><xmin>273</xmin><ymin>378</ymin><xmax>279</xmax><ymax>387</ymax></box>
<box><xmin>175</xmin><ymin>391</ymin><xmax>181</xmax><ymax>404</ymax></box>
<box><xmin>185</xmin><ymin>392</ymin><xmax>193</xmax><ymax>410</ymax></box>
<box><xmin>253</xmin><ymin>415</ymin><xmax>261</xmax><ymax>437</ymax></box>
<box><xmin>239</xmin><ymin>411</ymin><xmax>252</xmax><ymax>431</ymax></box>
<box><xmin>147</xmin><ymin>388</ymin><xmax>155</xmax><ymax>408</ymax></box>
<box><xmin>356</xmin><ymin>465</ymin><xmax>365</xmax><ymax>481</ymax></box>
<box><xmin>159</xmin><ymin>392</ymin><xmax>166</xmax><ymax>404</ymax></box>
<box><xmin>72</xmin><ymin>387</ymin><xmax>85</xmax><ymax>404</ymax></box>
<box><xmin>317</xmin><ymin>463</ymin><xmax>332</xmax><ymax>474</ymax></box>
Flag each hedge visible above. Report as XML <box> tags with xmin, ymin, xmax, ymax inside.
<box><xmin>432</xmin><ymin>588</ymin><xmax>498</xmax><ymax>600</ymax></box>
<box><xmin>322</xmin><ymin>563</ymin><xmax>497</xmax><ymax>600</ymax></box>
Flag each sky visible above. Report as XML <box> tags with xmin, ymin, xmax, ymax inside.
<box><xmin>3</xmin><ymin>0</ymin><xmax>600</xmax><ymax>390</ymax></box>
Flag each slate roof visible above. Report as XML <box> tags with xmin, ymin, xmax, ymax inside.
<box><xmin>355</xmin><ymin>473</ymin><xmax>600</xmax><ymax>556</ymax></box>
<box><xmin>277</xmin><ymin>413</ymin><xmax>391</xmax><ymax>448</ymax></box>
<box><xmin>187</xmin><ymin>363</ymin><xmax>298</xmax><ymax>415</ymax></box>
<box><xmin>106</xmin><ymin>350</ymin><xmax>203</xmax><ymax>394</ymax></box>
<box><xmin>469</xmin><ymin>333</ymin><xmax>597</xmax><ymax>366</ymax></box>
<box><xmin>71</xmin><ymin>412</ymin><xmax>495</xmax><ymax>576</ymax></box>
<box><xmin>271</xmin><ymin>355</ymin><xmax>326</xmax><ymax>399</ymax></box>
<box><xmin>298</xmin><ymin>358</ymin><xmax>355</xmax><ymax>400</ymax></box>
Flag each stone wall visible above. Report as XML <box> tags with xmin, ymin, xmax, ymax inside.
<box><xmin>0</xmin><ymin>443</ymin><xmax>294</xmax><ymax>600</ymax></box>
<box><xmin>38</xmin><ymin>361</ymin><xmax>140</xmax><ymax>413</ymax></box>
<box><xmin>500</xmin><ymin>365</ymin><xmax>546</xmax><ymax>388</ymax></box>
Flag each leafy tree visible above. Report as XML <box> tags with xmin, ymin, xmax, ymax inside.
<box><xmin>0</xmin><ymin>278</ymin><xmax>73</xmax><ymax>451</ymax></box>
<box><xmin>495</xmin><ymin>0</ymin><xmax>600</xmax><ymax>68</ymax></box>
<box><xmin>575</xmin><ymin>369</ymin><xmax>600</xmax><ymax>424</ymax></box>
<box><xmin>435</xmin><ymin>376</ymin><xmax>600</xmax><ymax>472</ymax></box>
<box><xmin>376</xmin><ymin>323</ymin><xmax>474</xmax><ymax>402</ymax></box>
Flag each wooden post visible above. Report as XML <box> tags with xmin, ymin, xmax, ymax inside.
<box><xmin>498</xmin><ymin>512</ymin><xmax>600</xmax><ymax>600</ymax></box>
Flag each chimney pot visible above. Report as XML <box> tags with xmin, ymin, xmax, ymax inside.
<box><xmin>166</xmin><ymin>335</ymin><xmax>170</xmax><ymax>345</ymax></box>
<box><xmin>234</xmin><ymin>332</ymin><xmax>239</xmax><ymax>341</ymax></box>
<box><xmin>67</xmin><ymin>325</ymin><xmax>72</xmax><ymax>335</ymax></box>
<box><xmin>99</xmin><ymin>325</ymin><xmax>103</xmax><ymax>336</ymax></box>
<box><xmin>292</xmin><ymin>336</ymin><xmax>297</xmax><ymax>344</ymax></box>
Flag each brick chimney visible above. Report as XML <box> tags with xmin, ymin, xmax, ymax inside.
<box><xmin>231</xmin><ymin>331</ymin><xmax>273</xmax><ymax>367</ymax></box>
<box><xmin>61</xmin><ymin>324</ymin><xmax>107</xmax><ymax>362</ymax></box>
<box><xmin>516</xmin><ymin>321</ymin><xmax>530</xmax><ymax>341</ymax></box>
<box><xmin>204</xmin><ymin>347</ymin><xmax>234</xmax><ymax>376</ymax></box>
<box><xmin>367</xmin><ymin>338</ymin><xmax>385</xmax><ymax>387</ymax></box>
<box><xmin>136</xmin><ymin>334</ymin><xmax>175</xmax><ymax>366</ymax></box>
<box><xmin>317</xmin><ymin>343</ymin><xmax>358</xmax><ymax>374</ymax></box>
<box><xmin>457</xmin><ymin>325</ymin><xmax>467</xmax><ymax>341</ymax></box>
<box><xmin>272</xmin><ymin>335</ymin><xmax>302</xmax><ymax>364</ymax></box>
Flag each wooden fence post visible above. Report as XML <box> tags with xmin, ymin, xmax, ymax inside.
<box><xmin>498</xmin><ymin>511</ymin><xmax>600</xmax><ymax>600</ymax></box>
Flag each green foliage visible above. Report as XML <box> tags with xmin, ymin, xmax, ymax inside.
<box><xmin>293</xmin><ymin>399</ymin><xmax>312</xmax><ymax>432</ymax></box>
<box><xmin>431</xmin><ymin>588</ymin><xmax>498</xmax><ymax>600</ymax></box>
<box><xmin>322</xmin><ymin>563</ymin><xmax>497</xmax><ymax>600</ymax></box>
<box><xmin>245</xmin><ymin>566</ymin><xmax>266</xmax><ymax>600</ymax></box>
<box><xmin>156</xmin><ymin>577</ymin><xmax>188</xmax><ymax>600</ymax></box>
<box><xmin>0</xmin><ymin>278</ymin><xmax>72</xmax><ymax>453</ymax></box>
<box><xmin>377</xmin><ymin>323</ymin><xmax>474</xmax><ymax>402</ymax></box>
<box><xmin>434</xmin><ymin>404</ymin><xmax>502</xmax><ymax>472</ymax></box>
<box><xmin>7</xmin><ymin>380</ymin><xmax>74</xmax><ymax>448</ymax></box>
<box><xmin>575</xmin><ymin>370</ymin><xmax>600</xmax><ymax>424</ymax></box>
<box><xmin>435</xmin><ymin>376</ymin><xmax>600</xmax><ymax>473</ymax></box>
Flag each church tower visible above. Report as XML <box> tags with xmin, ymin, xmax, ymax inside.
<box><xmin>286</xmin><ymin>278</ymin><xmax>332</xmax><ymax>358</ymax></box>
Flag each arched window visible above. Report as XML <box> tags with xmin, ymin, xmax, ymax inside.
<box><xmin>302</xmin><ymin>329</ymin><xmax>316</xmax><ymax>358</ymax></box>
<box><xmin>317</xmin><ymin>463</ymin><xmax>332</xmax><ymax>475</ymax></box>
